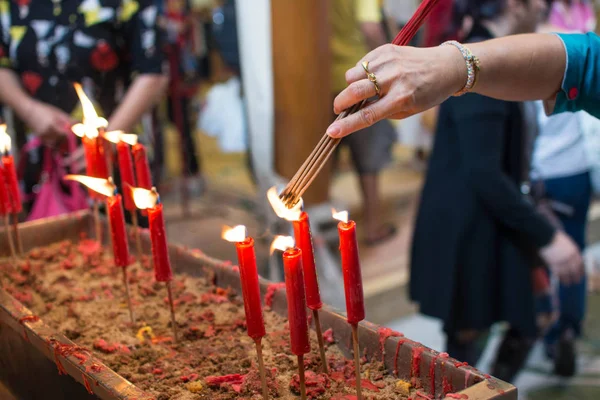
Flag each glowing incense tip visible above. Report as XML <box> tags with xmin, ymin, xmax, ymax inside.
<box><xmin>103</xmin><ymin>130</ymin><xmax>139</xmax><ymax>146</ymax></box>
<box><xmin>332</xmin><ymin>209</ymin><xmax>349</xmax><ymax>224</ymax></box>
<box><xmin>270</xmin><ymin>235</ymin><xmax>295</xmax><ymax>254</ymax></box>
<box><xmin>64</xmin><ymin>175</ymin><xmax>115</xmax><ymax>197</ymax></box>
<box><xmin>267</xmin><ymin>186</ymin><xmax>303</xmax><ymax>222</ymax></box>
<box><xmin>222</xmin><ymin>225</ymin><xmax>248</xmax><ymax>243</ymax></box>
<box><xmin>132</xmin><ymin>187</ymin><xmax>159</xmax><ymax>210</ymax></box>
<box><xmin>0</xmin><ymin>124</ymin><xmax>10</xmax><ymax>153</ymax></box>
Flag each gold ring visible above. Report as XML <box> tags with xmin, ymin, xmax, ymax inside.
<box><xmin>361</xmin><ymin>61</ymin><xmax>380</xmax><ymax>96</ymax></box>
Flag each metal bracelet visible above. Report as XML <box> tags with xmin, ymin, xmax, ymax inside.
<box><xmin>441</xmin><ymin>40</ymin><xmax>480</xmax><ymax>96</ymax></box>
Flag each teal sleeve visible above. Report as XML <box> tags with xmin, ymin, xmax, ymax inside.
<box><xmin>552</xmin><ymin>33</ymin><xmax>600</xmax><ymax>118</ymax></box>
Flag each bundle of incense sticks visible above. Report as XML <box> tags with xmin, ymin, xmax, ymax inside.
<box><xmin>279</xmin><ymin>0</ymin><xmax>440</xmax><ymax>207</ymax></box>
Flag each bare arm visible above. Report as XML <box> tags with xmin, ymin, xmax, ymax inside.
<box><xmin>327</xmin><ymin>33</ymin><xmax>567</xmax><ymax>138</ymax></box>
<box><xmin>106</xmin><ymin>74</ymin><xmax>169</xmax><ymax>132</ymax></box>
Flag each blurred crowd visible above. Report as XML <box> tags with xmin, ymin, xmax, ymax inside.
<box><xmin>1</xmin><ymin>0</ymin><xmax>600</xmax><ymax>387</ymax></box>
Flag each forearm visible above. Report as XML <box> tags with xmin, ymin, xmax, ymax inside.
<box><xmin>468</xmin><ymin>34</ymin><xmax>566</xmax><ymax>102</ymax></box>
<box><xmin>107</xmin><ymin>74</ymin><xmax>168</xmax><ymax>132</ymax></box>
<box><xmin>0</xmin><ymin>69</ymin><xmax>35</xmax><ymax>118</ymax></box>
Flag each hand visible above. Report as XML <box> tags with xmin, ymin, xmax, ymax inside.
<box><xmin>540</xmin><ymin>231</ymin><xmax>584</xmax><ymax>285</ymax></box>
<box><xmin>326</xmin><ymin>44</ymin><xmax>466</xmax><ymax>138</ymax></box>
<box><xmin>21</xmin><ymin>99</ymin><xmax>74</xmax><ymax>144</ymax></box>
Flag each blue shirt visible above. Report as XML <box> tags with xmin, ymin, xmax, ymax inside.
<box><xmin>553</xmin><ymin>32</ymin><xmax>600</xmax><ymax>117</ymax></box>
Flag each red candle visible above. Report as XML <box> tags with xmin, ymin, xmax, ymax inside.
<box><xmin>2</xmin><ymin>155</ymin><xmax>22</xmax><ymax>213</ymax></box>
<box><xmin>293</xmin><ymin>212</ymin><xmax>322</xmax><ymax>310</ymax></box>
<box><xmin>283</xmin><ymin>248</ymin><xmax>310</xmax><ymax>356</ymax></box>
<box><xmin>95</xmin><ymin>137</ymin><xmax>109</xmax><ymax>179</ymax></box>
<box><xmin>338</xmin><ymin>220</ymin><xmax>365</xmax><ymax>325</ymax></box>
<box><xmin>132</xmin><ymin>143</ymin><xmax>152</xmax><ymax>189</ymax></box>
<box><xmin>81</xmin><ymin>136</ymin><xmax>98</xmax><ymax>178</ymax></box>
<box><xmin>116</xmin><ymin>141</ymin><xmax>136</xmax><ymax>211</ymax></box>
<box><xmin>235</xmin><ymin>237</ymin><xmax>266</xmax><ymax>340</ymax></box>
<box><xmin>0</xmin><ymin>164</ymin><xmax>9</xmax><ymax>215</ymax></box>
<box><xmin>147</xmin><ymin>203</ymin><xmax>173</xmax><ymax>282</ymax></box>
<box><xmin>107</xmin><ymin>194</ymin><xmax>130</xmax><ymax>267</ymax></box>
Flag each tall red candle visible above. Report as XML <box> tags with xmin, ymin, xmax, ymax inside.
<box><xmin>283</xmin><ymin>248</ymin><xmax>310</xmax><ymax>355</ymax></box>
<box><xmin>0</xmin><ymin>164</ymin><xmax>9</xmax><ymax>215</ymax></box>
<box><xmin>81</xmin><ymin>136</ymin><xmax>98</xmax><ymax>178</ymax></box>
<box><xmin>94</xmin><ymin>137</ymin><xmax>109</xmax><ymax>179</ymax></box>
<box><xmin>2</xmin><ymin>155</ymin><xmax>22</xmax><ymax>213</ymax></box>
<box><xmin>338</xmin><ymin>220</ymin><xmax>365</xmax><ymax>325</ymax></box>
<box><xmin>147</xmin><ymin>203</ymin><xmax>173</xmax><ymax>282</ymax></box>
<box><xmin>107</xmin><ymin>194</ymin><xmax>130</xmax><ymax>267</ymax></box>
<box><xmin>292</xmin><ymin>212</ymin><xmax>322</xmax><ymax>310</ymax></box>
<box><xmin>235</xmin><ymin>237</ymin><xmax>266</xmax><ymax>340</ymax></box>
<box><xmin>116</xmin><ymin>141</ymin><xmax>136</xmax><ymax>211</ymax></box>
<box><xmin>132</xmin><ymin>143</ymin><xmax>152</xmax><ymax>189</ymax></box>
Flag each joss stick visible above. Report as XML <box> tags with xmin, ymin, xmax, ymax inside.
<box><xmin>312</xmin><ymin>310</ymin><xmax>329</xmax><ymax>374</ymax></box>
<box><xmin>4</xmin><ymin>215</ymin><xmax>16</xmax><ymax>260</ymax></box>
<box><xmin>351</xmin><ymin>324</ymin><xmax>363</xmax><ymax>400</ymax></box>
<box><xmin>131</xmin><ymin>212</ymin><xmax>143</xmax><ymax>262</ymax></box>
<box><xmin>254</xmin><ymin>338</ymin><xmax>269</xmax><ymax>400</ymax></box>
<box><xmin>93</xmin><ymin>200</ymin><xmax>102</xmax><ymax>242</ymax></box>
<box><xmin>297</xmin><ymin>354</ymin><xmax>307</xmax><ymax>400</ymax></box>
<box><xmin>12</xmin><ymin>213</ymin><xmax>22</xmax><ymax>254</ymax></box>
<box><xmin>166</xmin><ymin>280</ymin><xmax>178</xmax><ymax>342</ymax></box>
<box><xmin>122</xmin><ymin>267</ymin><xmax>135</xmax><ymax>324</ymax></box>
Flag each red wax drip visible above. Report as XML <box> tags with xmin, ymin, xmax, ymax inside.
<box><xmin>106</xmin><ymin>194</ymin><xmax>130</xmax><ymax>267</ymax></box>
<box><xmin>148</xmin><ymin>203</ymin><xmax>172</xmax><ymax>282</ymax></box>
<box><xmin>446</xmin><ymin>394</ymin><xmax>469</xmax><ymax>399</ymax></box>
<box><xmin>0</xmin><ymin>164</ymin><xmax>10</xmax><ymax>215</ymax></box>
<box><xmin>429</xmin><ymin>353</ymin><xmax>441</xmax><ymax>398</ymax></box>
<box><xmin>283</xmin><ymin>248</ymin><xmax>310</xmax><ymax>355</ymax></box>
<box><xmin>442</xmin><ymin>361</ymin><xmax>454</xmax><ymax>395</ymax></box>
<box><xmin>377</xmin><ymin>327</ymin><xmax>402</xmax><ymax>362</ymax></box>
<box><xmin>18</xmin><ymin>315</ymin><xmax>40</xmax><ymax>324</ymax></box>
<box><xmin>292</xmin><ymin>212</ymin><xmax>322</xmax><ymax>310</ymax></box>
<box><xmin>235</xmin><ymin>238</ymin><xmax>266</xmax><ymax>340</ymax></box>
<box><xmin>393</xmin><ymin>338</ymin><xmax>409</xmax><ymax>377</ymax></box>
<box><xmin>116</xmin><ymin>141</ymin><xmax>136</xmax><ymax>211</ymax></box>
<box><xmin>265</xmin><ymin>282</ymin><xmax>286</xmax><ymax>309</ymax></box>
<box><xmin>412</xmin><ymin>346</ymin><xmax>425</xmax><ymax>384</ymax></box>
<box><xmin>338</xmin><ymin>220</ymin><xmax>365</xmax><ymax>325</ymax></box>
<box><xmin>2</xmin><ymin>155</ymin><xmax>22</xmax><ymax>213</ymax></box>
<box><xmin>132</xmin><ymin>143</ymin><xmax>152</xmax><ymax>189</ymax></box>
<box><xmin>82</xmin><ymin>374</ymin><xmax>94</xmax><ymax>394</ymax></box>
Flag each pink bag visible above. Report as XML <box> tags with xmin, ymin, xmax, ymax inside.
<box><xmin>24</xmin><ymin>135</ymin><xmax>88</xmax><ymax>221</ymax></box>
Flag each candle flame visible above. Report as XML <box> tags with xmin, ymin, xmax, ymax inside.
<box><xmin>131</xmin><ymin>187</ymin><xmax>159</xmax><ymax>210</ymax></box>
<box><xmin>0</xmin><ymin>124</ymin><xmax>10</xmax><ymax>153</ymax></box>
<box><xmin>73</xmin><ymin>83</ymin><xmax>107</xmax><ymax>138</ymax></box>
<box><xmin>103</xmin><ymin>130</ymin><xmax>139</xmax><ymax>146</ymax></box>
<box><xmin>332</xmin><ymin>208</ymin><xmax>349</xmax><ymax>224</ymax></box>
<box><xmin>221</xmin><ymin>225</ymin><xmax>248</xmax><ymax>243</ymax></box>
<box><xmin>270</xmin><ymin>235</ymin><xmax>295</xmax><ymax>254</ymax></box>
<box><xmin>64</xmin><ymin>175</ymin><xmax>116</xmax><ymax>197</ymax></box>
<box><xmin>266</xmin><ymin>186</ymin><xmax>303</xmax><ymax>222</ymax></box>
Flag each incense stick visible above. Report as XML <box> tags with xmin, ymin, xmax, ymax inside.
<box><xmin>279</xmin><ymin>0</ymin><xmax>440</xmax><ymax>205</ymax></box>
<box><xmin>122</xmin><ymin>267</ymin><xmax>135</xmax><ymax>324</ymax></box>
<box><xmin>12</xmin><ymin>213</ymin><xmax>23</xmax><ymax>254</ymax></box>
<box><xmin>4</xmin><ymin>215</ymin><xmax>17</xmax><ymax>260</ymax></box>
<box><xmin>297</xmin><ymin>354</ymin><xmax>307</xmax><ymax>400</ymax></box>
<box><xmin>351</xmin><ymin>324</ymin><xmax>363</xmax><ymax>400</ymax></box>
<box><xmin>254</xmin><ymin>338</ymin><xmax>269</xmax><ymax>400</ymax></box>
<box><xmin>93</xmin><ymin>200</ymin><xmax>102</xmax><ymax>242</ymax></box>
<box><xmin>312</xmin><ymin>310</ymin><xmax>329</xmax><ymax>374</ymax></box>
<box><xmin>166</xmin><ymin>280</ymin><xmax>178</xmax><ymax>342</ymax></box>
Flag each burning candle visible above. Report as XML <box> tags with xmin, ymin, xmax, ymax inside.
<box><xmin>292</xmin><ymin>212</ymin><xmax>322</xmax><ymax>310</ymax></box>
<box><xmin>132</xmin><ymin>143</ymin><xmax>152</xmax><ymax>190</ymax></box>
<box><xmin>104</xmin><ymin>131</ymin><xmax>138</xmax><ymax>212</ymax></box>
<box><xmin>0</xmin><ymin>126</ymin><xmax>21</xmax><ymax>214</ymax></box>
<box><xmin>222</xmin><ymin>225</ymin><xmax>266</xmax><ymax>340</ymax></box>
<box><xmin>0</xmin><ymin>153</ymin><xmax>17</xmax><ymax>258</ymax></box>
<box><xmin>64</xmin><ymin>175</ymin><xmax>135</xmax><ymax>323</ymax></box>
<box><xmin>222</xmin><ymin>225</ymin><xmax>269</xmax><ymax>399</ymax></box>
<box><xmin>333</xmin><ymin>210</ymin><xmax>365</xmax><ymax>325</ymax></box>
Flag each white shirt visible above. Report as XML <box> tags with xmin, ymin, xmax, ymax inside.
<box><xmin>531</xmin><ymin>101</ymin><xmax>590</xmax><ymax>180</ymax></box>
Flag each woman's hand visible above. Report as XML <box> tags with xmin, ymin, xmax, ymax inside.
<box><xmin>22</xmin><ymin>99</ymin><xmax>74</xmax><ymax>143</ymax></box>
<box><xmin>326</xmin><ymin>44</ymin><xmax>466</xmax><ymax>138</ymax></box>
<box><xmin>540</xmin><ymin>231</ymin><xmax>584</xmax><ymax>285</ymax></box>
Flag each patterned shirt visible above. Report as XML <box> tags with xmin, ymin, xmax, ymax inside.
<box><xmin>0</xmin><ymin>0</ymin><xmax>164</xmax><ymax>114</ymax></box>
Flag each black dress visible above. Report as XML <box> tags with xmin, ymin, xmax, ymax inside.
<box><xmin>409</xmin><ymin>27</ymin><xmax>556</xmax><ymax>338</ymax></box>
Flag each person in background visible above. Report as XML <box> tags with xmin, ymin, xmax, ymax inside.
<box><xmin>330</xmin><ymin>0</ymin><xmax>397</xmax><ymax>246</ymax></box>
<box><xmin>409</xmin><ymin>0</ymin><xmax>567</xmax><ymax>383</ymax></box>
<box><xmin>530</xmin><ymin>0</ymin><xmax>596</xmax><ymax>377</ymax></box>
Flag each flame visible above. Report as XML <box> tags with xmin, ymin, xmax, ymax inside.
<box><xmin>0</xmin><ymin>124</ymin><xmax>10</xmax><ymax>153</ymax></box>
<box><xmin>332</xmin><ymin>208</ymin><xmax>349</xmax><ymax>224</ymax></box>
<box><xmin>266</xmin><ymin>186</ymin><xmax>303</xmax><ymax>222</ymax></box>
<box><xmin>73</xmin><ymin>83</ymin><xmax>107</xmax><ymax>138</ymax></box>
<box><xmin>103</xmin><ymin>130</ymin><xmax>139</xmax><ymax>146</ymax></box>
<box><xmin>131</xmin><ymin>187</ymin><xmax>159</xmax><ymax>210</ymax></box>
<box><xmin>270</xmin><ymin>235</ymin><xmax>295</xmax><ymax>254</ymax></box>
<box><xmin>64</xmin><ymin>175</ymin><xmax>115</xmax><ymax>197</ymax></box>
<box><xmin>222</xmin><ymin>225</ymin><xmax>248</xmax><ymax>243</ymax></box>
